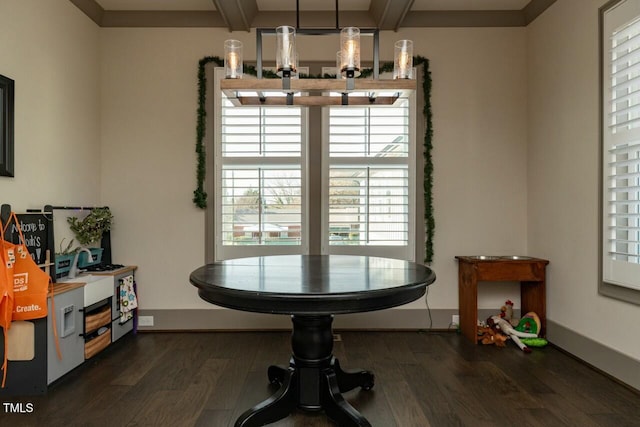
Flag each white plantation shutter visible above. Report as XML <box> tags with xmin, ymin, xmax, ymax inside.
<box><xmin>603</xmin><ymin>0</ymin><xmax>640</xmax><ymax>290</ymax></box>
<box><xmin>328</xmin><ymin>101</ymin><xmax>409</xmax><ymax>157</ymax></box>
<box><xmin>325</xmin><ymin>96</ymin><xmax>414</xmax><ymax>259</ymax></box>
<box><xmin>220</xmin><ymin>167</ymin><xmax>302</xmax><ymax>246</ymax></box>
<box><xmin>328</xmin><ymin>166</ymin><xmax>409</xmax><ymax>245</ymax></box>
<box><xmin>215</xmin><ymin>69</ymin><xmax>306</xmax><ymax>259</ymax></box>
<box><xmin>222</xmin><ymin>106</ymin><xmax>302</xmax><ymax>157</ymax></box>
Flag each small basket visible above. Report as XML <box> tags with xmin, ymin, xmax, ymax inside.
<box><xmin>55</xmin><ymin>254</ymin><xmax>75</xmax><ymax>275</ymax></box>
<box><xmin>85</xmin><ymin>305</ymin><xmax>111</xmax><ymax>334</ymax></box>
<box><xmin>84</xmin><ymin>330</ymin><xmax>111</xmax><ymax>359</ymax></box>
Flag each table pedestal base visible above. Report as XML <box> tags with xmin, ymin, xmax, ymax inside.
<box><xmin>235</xmin><ymin>315</ymin><xmax>374</xmax><ymax>427</ymax></box>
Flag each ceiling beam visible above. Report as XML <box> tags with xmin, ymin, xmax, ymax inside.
<box><xmin>523</xmin><ymin>0</ymin><xmax>557</xmax><ymax>25</ymax></box>
<box><xmin>369</xmin><ymin>0</ymin><xmax>414</xmax><ymax>31</ymax></box>
<box><xmin>213</xmin><ymin>0</ymin><xmax>258</xmax><ymax>32</ymax></box>
<box><xmin>69</xmin><ymin>0</ymin><xmax>104</xmax><ymax>26</ymax></box>
<box><xmin>252</xmin><ymin>11</ymin><xmax>376</xmax><ymax>30</ymax></box>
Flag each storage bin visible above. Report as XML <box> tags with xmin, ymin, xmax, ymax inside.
<box><xmin>78</xmin><ymin>248</ymin><xmax>103</xmax><ymax>268</ymax></box>
<box><xmin>55</xmin><ymin>254</ymin><xmax>75</xmax><ymax>275</ymax></box>
<box><xmin>84</xmin><ymin>304</ymin><xmax>111</xmax><ymax>334</ymax></box>
<box><xmin>84</xmin><ymin>330</ymin><xmax>110</xmax><ymax>359</ymax></box>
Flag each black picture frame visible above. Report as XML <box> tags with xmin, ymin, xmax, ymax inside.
<box><xmin>0</xmin><ymin>73</ymin><xmax>15</xmax><ymax>177</ymax></box>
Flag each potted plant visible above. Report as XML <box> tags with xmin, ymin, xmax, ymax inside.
<box><xmin>67</xmin><ymin>207</ymin><xmax>113</xmax><ymax>267</ymax></box>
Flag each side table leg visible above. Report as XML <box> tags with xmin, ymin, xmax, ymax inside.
<box><xmin>521</xmin><ymin>279</ymin><xmax>546</xmax><ymax>336</ymax></box>
<box><xmin>458</xmin><ymin>262</ymin><xmax>478</xmax><ymax>343</ymax></box>
<box><xmin>321</xmin><ymin>369</ymin><xmax>372</xmax><ymax>427</ymax></box>
<box><xmin>235</xmin><ymin>367</ymin><xmax>298</xmax><ymax>427</ymax></box>
<box><xmin>332</xmin><ymin>358</ymin><xmax>375</xmax><ymax>392</ymax></box>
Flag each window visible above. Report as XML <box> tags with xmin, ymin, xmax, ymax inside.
<box><xmin>214</xmin><ymin>68</ymin><xmax>417</xmax><ymax>261</ymax></box>
<box><xmin>600</xmin><ymin>0</ymin><xmax>640</xmax><ymax>303</ymax></box>
<box><xmin>214</xmin><ymin>69</ymin><xmax>306</xmax><ymax>259</ymax></box>
<box><xmin>324</xmin><ymin>96</ymin><xmax>414</xmax><ymax>259</ymax></box>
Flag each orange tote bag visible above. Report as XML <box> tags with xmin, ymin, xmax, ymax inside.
<box><xmin>0</xmin><ymin>218</ymin><xmax>15</xmax><ymax>387</ymax></box>
<box><xmin>3</xmin><ymin>213</ymin><xmax>50</xmax><ymax>321</ymax></box>
<box><xmin>0</xmin><ymin>221</ymin><xmax>13</xmax><ymax>331</ymax></box>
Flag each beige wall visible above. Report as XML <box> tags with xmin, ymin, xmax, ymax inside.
<box><xmin>415</xmin><ymin>27</ymin><xmax>528</xmax><ymax>310</ymax></box>
<box><xmin>0</xmin><ymin>0</ymin><xmax>101</xmax><ymax>211</ymax></box>
<box><xmin>99</xmin><ymin>26</ymin><xmax>528</xmax><ymax>312</ymax></box>
<box><xmin>100</xmin><ymin>28</ymin><xmax>216</xmax><ymax>309</ymax></box>
<box><xmin>527</xmin><ymin>0</ymin><xmax>640</xmax><ymax>360</ymax></box>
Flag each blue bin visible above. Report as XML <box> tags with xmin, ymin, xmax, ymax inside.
<box><xmin>55</xmin><ymin>254</ymin><xmax>75</xmax><ymax>275</ymax></box>
<box><xmin>78</xmin><ymin>248</ymin><xmax>103</xmax><ymax>268</ymax></box>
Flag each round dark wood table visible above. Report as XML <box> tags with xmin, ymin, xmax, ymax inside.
<box><xmin>190</xmin><ymin>255</ymin><xmax>436</xmax><ymax>427</ymax></box>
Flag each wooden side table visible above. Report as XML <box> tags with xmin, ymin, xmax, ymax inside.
<box><xmin>455</xmin><ymin>256</ymin><xmax>549</xmax><ymax>344</ymax></box>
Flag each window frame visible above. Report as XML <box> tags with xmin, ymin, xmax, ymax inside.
<box><xmin>599</xmin><ymin>0</ymin><xmax>640</xmax><ymax>304</ymax></box>
<box><xmin>210</xmin><ymin>66</ymin><xmax>423</xmax><ymax>263</ymax></box>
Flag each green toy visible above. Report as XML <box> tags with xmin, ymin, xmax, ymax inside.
<box><xmin>520</xmin><ymin>338</ymin><xmax>548</xmax><ymax>347</ymax></box>
<box><xmin>514</xmin><ymin>312</ymin><xmax>541</xmax><ymax>335</ymax></box>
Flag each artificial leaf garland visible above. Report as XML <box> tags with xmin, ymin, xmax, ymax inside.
<box><xmin>194</xmin><ymin>56</ymin><xmax>434</xmax><ymax>263</ymax></box>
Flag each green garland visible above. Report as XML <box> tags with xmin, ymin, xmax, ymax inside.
<box><xmin>415</xmin><ymin>56</ymin><xmax>435</xmax><ymax>264</ymax></box>
<box><xmin>193</xmin><ymin>56</ymin><xmax>222</xmax><ymax>209</ymax></box>
<box><xmin>194</xmin><ymin>56</ymin><xmax>434</xmax><ymax>263</ymax></box>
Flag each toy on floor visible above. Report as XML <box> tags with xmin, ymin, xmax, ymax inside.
<box><xmin>477</xmin><ymin>326</ymin><xmax>508</xmax><ymax>347</ymax></box>
<box><xmin>488</xmin><ymin>315</ymin><xmax>538</xmax><ymax>353</ymax></box>
<box><xmin>520</xmin><ymin>337</ymin><xmax>548</xmax><ymax>347</ymax></box>
<box><xmin>515</xmin><ymin>312</ymin><xmax>541</xmax><ymax>335</ymax></box>
<box><xmin>500</xmin><ymin>300</ymin><xmax>516</xmax><ymax>326</ymax></box>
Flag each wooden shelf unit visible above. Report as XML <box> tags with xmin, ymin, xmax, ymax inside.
<box><xmin>455</xmin><ymin>256</ymin><xmax>549</xmax><ymax>344</ymax></box>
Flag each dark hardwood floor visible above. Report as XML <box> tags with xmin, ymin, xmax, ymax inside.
<box><xmin>1</xmin><ymin>331</ymin><xmax>639</xmax><ymax>427</ymax></box>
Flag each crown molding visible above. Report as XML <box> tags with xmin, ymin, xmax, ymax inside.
<box><xmin>101</xmin><ymin>11</ymin><xmax>225</xmax><ymax>27</ymax></box>
<box><xmin>402</xmin><ymin>10</ymin><xmax>526</xmax><ymax>27</ymax></box>
<box><xmin>69</xmin><ymin>0</ymin><xmax>556</xmax><ymax>28</ymax></box>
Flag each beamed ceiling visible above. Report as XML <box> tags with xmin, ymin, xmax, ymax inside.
<box><xmin>69</xmin><ymin>0</ymin><xmax>557</xmax><ymax>30</ymax></box>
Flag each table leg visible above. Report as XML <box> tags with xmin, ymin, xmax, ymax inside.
<box><xmin>332</xmin><ymin>357</ymin><xmax>375</xmax><ymax>392</ymax></box>
<box><xmin>521</xmin><ymin>280</ymin><xmax>546</xmax><ymax>335</ymax></box>
<box><xmin>458</xmin><ymin>262</ymin><xmax>478</xmax><ymax>343</ymax></box>
<box><xmin>321</xmin><ymin>368</ymin><xmax>372</xmax><ymax>427</ymax></box>
<box><xmin>267</xmin><ymin>358</ymin><xmax>374</xmax><ymax>394</ymax></box>
<box><xmin>267</xmin><ymin>364</ymin><xmax>287</xmax><ymax>385</ymax></box>
<box><xmin>235</xmin><ymin>366</ymin><xmax>298</xmax><ymax>427</ymax></box>
<box><xmin>235</xmin><ymin>315</ymin><xmax>373</xmax><ymax>426</ymax></box>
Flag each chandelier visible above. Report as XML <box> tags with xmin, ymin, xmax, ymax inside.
<box><xmin>219</xmin><ymin>2</ymin><xmax>416</xmax><ymax>107</ymax></box>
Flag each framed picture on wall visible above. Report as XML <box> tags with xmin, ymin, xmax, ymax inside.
<box><xmin>0</xmin><ymin>73</ymin><xmax>14</xmax><ymax>177</ymax></box>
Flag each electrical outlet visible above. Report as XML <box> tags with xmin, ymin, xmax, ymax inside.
<box><xmin>452</xmin><ymin>314</ymin><xmax>460</xmax><ymax>325</ymax></box>
<box><xmin>138</xmin><ymin>316</ymin><xmax>154</xmax><ymax>327</ymax></box>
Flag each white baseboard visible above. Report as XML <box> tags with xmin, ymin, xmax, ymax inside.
<box><xmin>547</xmin><ymin>319</ymin><xmax>640</xmax><ymax>391</ymax></box>
<box><xmin>137</xmin><ymin>308</ymin><xmax>459</xmax><ymax>331</ymax></box>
